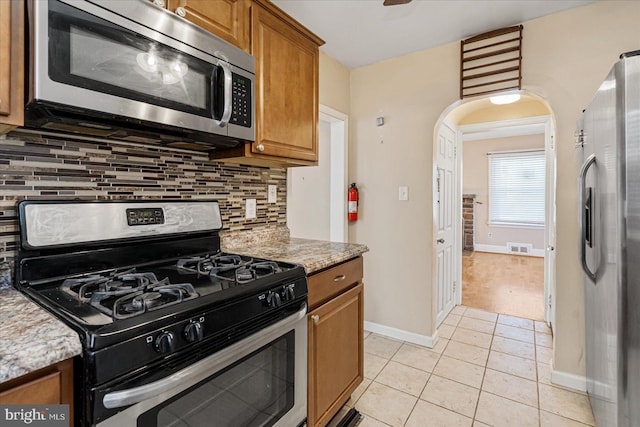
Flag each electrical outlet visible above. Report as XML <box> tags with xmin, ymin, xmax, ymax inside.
<box><xmin>398</xmin><ymin>186</ymin><xmax>409</xmax><ymax>201</ymax></box>
<box><xmin>268</xmin><ymin>185</ymin><xmax>277</xmax><ymax>203</ymax></box>
<box><xmin>245</xmin><ymin>199</ymin><xmax>256</xmax><ymax>219</ymax></box>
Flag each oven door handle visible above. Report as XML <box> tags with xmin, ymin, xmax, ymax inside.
<box><xmin>102</xmin><ymin>304</ymin><xmax>307</xmax><ymax>409</ymax></box>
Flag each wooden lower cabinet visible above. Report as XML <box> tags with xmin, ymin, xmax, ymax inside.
<box><xmin>307</xmin><ymin>277</ymin><xmax>364</xmax><ymax>427</ymax></box>
<box><xmin>0</xmin><ymin>358</ymin><xmax>74</xmax><ymax>425</ymax></box>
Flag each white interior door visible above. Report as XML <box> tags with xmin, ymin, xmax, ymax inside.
<box><xmin>435</xmin><ymin>122</ymin><xmax>457</xmax><ymax>326</ymax></box>
<box><xmin>544</xmin><ymin>119</ymin><xmax>556</xmax><ymax>326</ymax></box>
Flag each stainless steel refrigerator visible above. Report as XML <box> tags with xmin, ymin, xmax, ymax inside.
<box><xmin>576</xmin><ymin>50</ymin><xmax>640</xmax><ymax>427</ymax></box>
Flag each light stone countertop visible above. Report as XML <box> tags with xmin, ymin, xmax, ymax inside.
<box><xmin>0</xmin><ymin>289</ymin><xmax>82</xmax><ymax>385</ymax></box>
<box><xmin>0</xmin><ymin>228</ymin><xmax>367</xmax><ymax>385</ymax></box>
<box><xmin>222</xmin><ymin>237</ymin><xmax>369</xmax><ymax>274</ymax></box>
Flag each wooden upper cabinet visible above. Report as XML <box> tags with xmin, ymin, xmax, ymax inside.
<box><xmin>250</xmin><ymin>2</ymin><xmax>320</xmax><ymax>163</ymax></box>
<box><xmin>0</xmin><ymin>0</ymin><xmax>24</xmax><ymax>134</ymax></box>
<box><xmin>165</xmin><ymin>0</ymin><xmax>251</xmax><ymax>52</ymax></box>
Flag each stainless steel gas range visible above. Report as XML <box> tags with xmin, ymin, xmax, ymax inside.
<box><xmin>15</xmin><ymin>200</ymin><xmax>308</xmax><ymax>427</ymax></box>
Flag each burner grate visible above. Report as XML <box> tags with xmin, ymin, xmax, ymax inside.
<box><xmin>61</xmin><ymin>268</ymin><xmax>198</xmax><ymax>319</ymax></box>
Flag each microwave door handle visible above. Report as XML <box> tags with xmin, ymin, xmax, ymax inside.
<box><xmin>578</xmin><ymin>153</ymin><xmax>597</xmax><ymax>282</ymax></box>
<box><xmin>215</xmin><ymin>61</ymin><xmax>233</xmax><ymax>128</ymax></box>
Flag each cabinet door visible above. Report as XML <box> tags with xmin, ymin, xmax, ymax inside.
<box><xmin>166</xmin><ymin>0</ymin><xmax>250</xmax><ymax>51</ymax></box>
<box><xmin>0</xmin><ymin>359</ymin><xmax>74</xmax><ymax>425</ymax></box>
<box><xmin>0</xmin><ymin>0</ymin><xmax>24</xmax><ymax>133</ymax></box>
<box><xmin>251</xmin><ymin>5</ymin><xmax>319</xmax><ymax>163</ymax></box>
<box><xmin>308</xmin><ymin>283</ymin><xmax>364</xmax><ymax>427</ymax></box>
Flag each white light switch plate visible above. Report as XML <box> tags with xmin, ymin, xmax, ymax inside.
<box><xmin>246</xmin><ymin>199</ymin><xmax>257</xmax><ymax>219</ymax></box>
<box><xmin>399</xmin><ymin>186</ymin><xmax>409</xmax><ymax>201</ymax></box>
<box><xmin>268</xmin><ymin>185</ymin><xmax>277</xmax><ymax>203</ymax></box>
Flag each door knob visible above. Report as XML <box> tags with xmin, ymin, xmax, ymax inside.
<box><xmin>437</xmin><ymin>238</ymin><xmax>445</xmax><ymax>244</ymax></box>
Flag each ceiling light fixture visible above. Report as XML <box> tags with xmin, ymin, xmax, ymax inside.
<box><xmin>489</xmin><ymin>93</ymin><xmax>521</xmax><ymax>105</ymax></box>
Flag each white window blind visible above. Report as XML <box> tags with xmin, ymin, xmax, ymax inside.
<box><xmin>489</xmin><ymin>150</ymin><xmax>545</xmax><ymax>227</ymax></box>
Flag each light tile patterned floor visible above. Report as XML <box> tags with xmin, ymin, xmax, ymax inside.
<box><xmin>349</xmin><ymin>306</ymin><xmax>595</xmax><ymax>427</ymax></box>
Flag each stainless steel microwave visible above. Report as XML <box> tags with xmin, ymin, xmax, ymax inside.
<box><xmin>26</xmin><ymin>0</ymin><xmax>255</xmax><ymax>150</ymax></box>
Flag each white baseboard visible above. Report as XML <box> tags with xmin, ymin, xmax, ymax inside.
<box><xmin>364</xmin><ymin>321</ymin><xmax>437</xmax><ymax>349</ymax></box>
<box><xmin>550</xmin><ymin>358</ymin><xmax>587</xmax><ymax>392</ymax></box>
<box><xmin>474</xmin><ymin>243</ymin><xmax>544</xmax><ymax>257</ymax></box>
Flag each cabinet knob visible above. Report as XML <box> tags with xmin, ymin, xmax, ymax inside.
<box><xmin>256</xmin><ymin>143</ymin><xmax>265</xmax><ymax>152</ymax></box>
<box><xmin>175</xmin><ymin>6</ymin><xmax>186</xmax><ymax>17</ymax></box>
<box><xmin>153</xmin><ymin>0</ymin><xmax>165</xmax><ymax>7</ymax></box>
<box><xmin>311</xmin><ymin>315</ymin><xmax>320</xmax><ymax>324</ymax></box>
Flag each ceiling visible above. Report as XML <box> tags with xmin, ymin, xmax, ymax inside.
<box><xmin>271</xmin><ymin>0</ymin><xmax>598</xmax><ymax>69</ymax></box>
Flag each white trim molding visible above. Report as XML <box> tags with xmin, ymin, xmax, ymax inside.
<box><xmin>474</xmin><ymin>244</ymin><xmax>545</xmax><ymax>257</ymax></box>
<box><xmin>460</xmin><ymin>115</ymin><xmax>550</xmax><ymax>141</ymax></box>
<box><xmin>364</xmin><ymin>321</ymin><xmax>437</xmax><ymax>349</ymax></box>
<box><xmin>550</xmin><ymin>358</ymin><xmax>587</xmax><ymax>392</ymax></box>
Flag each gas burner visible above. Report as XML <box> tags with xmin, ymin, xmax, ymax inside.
<box><xmin>232</xmin><ymin>261</ymin><xmax>281</xmax><ymax>284</ymax></box>
<box><xmin>98</xmin><ymin>281</ymin><xmax>198</xmax><ymax>320</ymax></box>
<box><xmin>61</xmin><ymin>269</ymin><xmax>198</xmax><ymax>319</ymax></box>
<box><xmin>176</xmin><ymin>253</ymin><xmax>251</xmax><ymax>277</ymax></box>
<box><xmin>61</xmin><ymin>269</ymin><xmax>158</xmax><ymax>302</ymax></box>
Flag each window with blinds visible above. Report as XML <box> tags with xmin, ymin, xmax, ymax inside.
<box><xmin>488</xmin><ymin>150</ymin><xmax>545</xmax><ymax>227</ymax></box>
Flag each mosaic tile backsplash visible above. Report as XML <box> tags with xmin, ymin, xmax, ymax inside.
<box><xmin>0</xmin><ymin>131</ymin><xmax>287</xmax><ymax>263</ymax></box>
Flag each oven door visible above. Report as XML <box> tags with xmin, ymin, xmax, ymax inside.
<box><xmin>96</xmin><ymin>305</ymin><xmax>307</xmax><ymax>427</ymax></box>
<box><xmin>30</xmin><ymin>0</ymin><xmax>242</xmax><ymax>135</ymax></box>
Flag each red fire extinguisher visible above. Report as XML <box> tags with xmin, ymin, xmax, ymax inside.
<box><xmin>348</xmin><ymin>183</ymin><xmax>359</xmax><ymax>221</ymax></box>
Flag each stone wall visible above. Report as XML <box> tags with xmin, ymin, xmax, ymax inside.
<box><xmin>463</xmin><ymin>194</ymin><xmax>475</xmax><ymax>251</ymax></box>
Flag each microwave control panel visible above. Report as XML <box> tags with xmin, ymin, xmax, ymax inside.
<box><xmin>230</xmin><ymin>73</ymin><xmax>252</xmax><ymax>128</ymax></box>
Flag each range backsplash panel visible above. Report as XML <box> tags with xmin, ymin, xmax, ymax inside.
<box><xmin>0</xmin><ymin>132</ymin><xmax>287</xmax><ymax>263</ymax></box>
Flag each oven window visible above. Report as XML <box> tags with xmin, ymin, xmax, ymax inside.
<box><xmin>47</xmin><ymin>0</ymin><xmax>213</xmax><ymax>118</ymax></box>
<box><xmin>138</xmin><ymin>332</ymin><xmax>295</xmax><ymax>427</ymax></box>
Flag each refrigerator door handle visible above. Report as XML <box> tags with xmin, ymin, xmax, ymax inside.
<box><xmin>578</xmin><ymin>153</ymin><xmax>598</xmax><ymax>282</ymax></box>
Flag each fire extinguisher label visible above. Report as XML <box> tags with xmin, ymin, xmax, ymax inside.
<box><xmin>348</xmin><ymin>201</ymin><xmax>357</xmax><ymax>213</ymax></box>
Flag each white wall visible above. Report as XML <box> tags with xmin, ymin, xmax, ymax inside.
<box><xmin>343</xmin><ymin>1</ymin><xmax>640</xmax><ymax>378</ymax></box>
<box><xmin>287</xmin><ymin>120</ymin><xmax>331</xmax><ymax>240</ymax></box>
<box><xmin>463</xmin><ymin>134</ymin><xmax>545</xmax><ymax>251</ymax></box>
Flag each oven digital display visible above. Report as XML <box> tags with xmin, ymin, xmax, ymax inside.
<box><xmin>126</xmin><ymin>208</ymin><xmax>165</xmax><ymax>226</ymax></box>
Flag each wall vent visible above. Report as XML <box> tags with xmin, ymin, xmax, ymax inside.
<box><xmin>460</xmin><ymin>25</ymin><xmax>523</xmax><ymax>99</ymax></box>
<box><xmin>507</xmin><ymin>242</ymin><xmax>532</xmax><ymax>255</ymax></box>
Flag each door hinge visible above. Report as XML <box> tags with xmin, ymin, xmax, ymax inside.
<box><xmin>436</xmin><ymin>176</ymin><xmax>441</xmax><ymax>193</ymax></box>
<box><xmin>454</xmin><ymin>146</ymin><xmax>457</xmax><ymax>158</ymax></box>
<box><xmin>453</xmin><ymin>280</ymin><xmax>457</xmax><ymax>292</ymax></box>
<box><xmin>574</xmin><ymin>130</ymin><xmax>584</xmax><ymax>149</ymax></box>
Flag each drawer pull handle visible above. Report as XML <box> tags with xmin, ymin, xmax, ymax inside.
<box><xmin>311</xmin><ymin>315</ymin><xmax>320</xmax><ymax>324</ymax></box>
<box><xmin>333</xmin><ymin>274</ymin><xmax>346</xmax><ymax>282</ymax></box>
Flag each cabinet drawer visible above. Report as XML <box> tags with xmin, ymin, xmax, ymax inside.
<box><xmin>0</xmin><ymin>371</ymin><xmax>60</xmax><ymax>404</ymax></box>
<box><xmin>308</xmin><ymin>256</ymin><xmax>363</xmax><ymax>310</ymax></box>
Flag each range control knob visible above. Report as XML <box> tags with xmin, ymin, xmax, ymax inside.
<box><xmin>184</xmin><ymin>322</ymin><xmax>203</xmax><ymax>343</ymax></box>
<box><xmin>154</xmin><ymin>331</ymin><xmax>176</xmax><ymax>354</ymax></box>
<box><xmin>281</xmin><ymin>284</ymin><xmax>295</xmax><ymax>302</ymax></box>
<box><xmin>266</xmin><ymin>290</ymin><xmax>282</xmax><ymax>308</ymax></box>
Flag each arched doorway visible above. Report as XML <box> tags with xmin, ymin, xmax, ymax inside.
<box><xmin>432</xmin><ymin>92</ymin><xmax>557</xmax><ymax>329</ymax></box>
